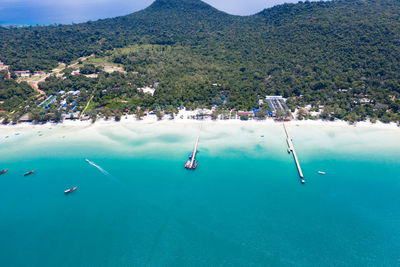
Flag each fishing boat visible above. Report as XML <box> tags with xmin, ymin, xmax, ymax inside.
<box><xmin>24</xmin><ymin>170</ymin><xmax>35</xmax><ymax>176</ymax></box>
<box><xmin>192</xmin><ymin>160</ymin><xmax>198</xmax><ymax>169</ymax></box>
<box><xmin>64</xmin><ymin>187</ymin><xmax>77</xmax><ymax>194</ymax></box>
<box><xmin>184</xmin><ymin>160</ymin><xmax>198</xmax><ymax>169</ymax></box>
<box><xmin>0</xmin><ymin>169</ymin><xmax>8</xmax><ymax>175</ymax></box>
<box><xmin>318</xmin><ymin>171</ymin><xmax>326</xmax><ymax>175</ymax></box>
<box><xmin>184</xmin><ymin>160</ymin><xmax>191</xmax><ymax>169</ymax></box>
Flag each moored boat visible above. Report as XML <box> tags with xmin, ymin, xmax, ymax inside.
<box><xmin>184</xmin><ymin>160</ymin><xmax>191</xmax><ymax>169</ymax></box>
<box><xmin>301</xmin><ymin>179</ymin><xmax>306</xmax><ymax>184</ymax></box>
<box><xmin>0</xmin><ymin>169</ymin><xmax>8</xmax><ymax>175</ymax></box>
<box><xmin>24</xmin><ymin>170</ymin><xmax>35</xmax><ymax>176</ymax></box>
<box><xmin>184</xmin><ymin>160</ymin><xmax>198</xmax><ymax>169</ymax></box>
<box><xmin>64</xmin><ymin>186</ymin><xmax>77</xmax><ymax>194</ymax></box>
<box><xmin>192</xmin><ymin>160</ymin><xmax>198</xmax><ymax>169</ymax></box>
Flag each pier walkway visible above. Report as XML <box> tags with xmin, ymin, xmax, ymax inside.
<box><xmin>189</xmin><ymin>135</ymin><xmax>200</xmax><ymax>168</ymax></box>
<box><xmin>185</xmin><ymin>125</ymin><xmax>202</xmax><ymax>169</ymax></box>
<box><xmin>283</xmin><ymin>123</ymin><xmax>304</xmax><ymax>182</ymax></box>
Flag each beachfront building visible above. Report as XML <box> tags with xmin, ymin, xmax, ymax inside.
<box><xmin>63</xmin><ymin>112</ymin><xmax>80</xmax><ymax>120</ymax></box>
<box><xmin>237</xmin><ymin>111</ymin><xmax>254</xmax><ymax>117</ymax></box>
<box><xmin>14</xmin><ymin>71</ymin><xmax>31</xmax><ymax>77</ymax></box>
<box><xmin>237</xmin><ymin>111</ymin><xmax>255</xmax><ymax>120</ymax></box>
<box><xmin>265</xmin><ymin>96</ymin><xmax>291</xmax><ymax>119</ymax></box>
<box><xmin>19</xmin><ymin>113</ymin><xmax>32</xmax><ymax>123</ymax></box>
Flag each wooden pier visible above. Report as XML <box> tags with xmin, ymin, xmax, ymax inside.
<box><xmin>189</xmin><ymin>135</ymin><xmax>200</xmax><ymax>168</ymax></box>
<box><xmin>283</xmin><ymin>123</ymin><xmax>304</xmax><ymax>182</ymax></box>
<box><xmin>185</xmin><ymin>125</ymin><xmax>203</xmax><ymax>169</ymax></box>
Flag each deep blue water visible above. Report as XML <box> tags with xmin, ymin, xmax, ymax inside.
<box><xmin>0</xmin><ymin>123</ymin><xmax>399</xmax><ymax>266</ymax></box>
<box><xmin>0</xmin><ymin>0</ymin><xmax>153</xmax><ymax>25</ymax></box>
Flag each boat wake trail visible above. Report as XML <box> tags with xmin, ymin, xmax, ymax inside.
<box><xmin>85</xmin><ymin>159</ymin><xmax>110</xmax><ymax>176</ymax></box>
<box><xmin>85</xmin><ymin>159</ymin><xmax>124</xmax><ymax>186</ymax></box>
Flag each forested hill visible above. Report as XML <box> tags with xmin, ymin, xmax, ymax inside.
<box><xmin>1</xmin><ymin>0</ymin><xmax>398</xmax><ymax>72</ymax></box>
<box><xmin>0</xmin><ymin>0</ymin><xmax>243</xmax><ymax>69</ymax></box>
<box><xmin>94</xmin><ymin>0</ymin><xmax>244</xmax><ymax>45</ymax></box>
<box><xmin>0</xmin><ymin>0</ymin><xmax>399</xmax><ymax>122</ymax></box>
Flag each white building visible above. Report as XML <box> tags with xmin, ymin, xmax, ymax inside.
<box><xmin>14</xmin><ymin>71</ymin><xmax>30</xmax><ymax>77</ymax></box>
<box><xmin>137</xmin><ymin>86</ymin><xmax>155</xmax><ymax>96</ymax></box>
<box><xmin>0</xmin><ymin>61</ymin><xmax>9</xmax><ymax>71</ymax></box>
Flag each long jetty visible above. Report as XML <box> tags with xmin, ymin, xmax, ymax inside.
<box><xmin>189</xmin><ymin>135</ymin><xmax>200</xmax><ymax>168</ymax></box>
<box><xmin>283</xmin><ymin>123</ymin><xmax>304</xmax><ymax>182</ymax></box>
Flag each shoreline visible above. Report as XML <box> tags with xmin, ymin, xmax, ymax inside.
<box><xmin>1</xmin><ymin>115</ymin><xmax>399</xmax><ymax>131</ymax></box>
<box><xmin>1</xmin><ymin>110</ymin><xmax>399</xmax><ymax>168</ymax></box>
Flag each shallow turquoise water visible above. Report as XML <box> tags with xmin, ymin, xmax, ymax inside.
<box><xmin>0</xmin><ymin>124</ymin><xmax>399</xmax><ymax>266</ymax></box>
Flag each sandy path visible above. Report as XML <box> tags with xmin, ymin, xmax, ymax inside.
<box><xmin>26</xmin><ymin>54</ymin><xmax>94</xmax><ymax>95</ymax></box>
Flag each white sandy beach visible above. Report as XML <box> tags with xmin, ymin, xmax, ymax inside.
<box><xmin>1</xmin><ymin>108</ymin><xmax>399</xmax><ymax>141</ymax></box>
<box><xmin>1</xmin><ymin>112</ymin><xmax>399</xmax><ymax>162</ymax></box>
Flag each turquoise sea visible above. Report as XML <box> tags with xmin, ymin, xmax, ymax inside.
<box><xmin>0</xmin><ymin>122</ymin><xmax>399</xmax><ymax>266</ymax></box>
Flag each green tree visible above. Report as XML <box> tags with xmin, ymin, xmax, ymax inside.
<box><xmin>136</xmin><ymin>108</ymin><xmax>144</xmax><ymax>120</ymax></box>
<box><xmin>156</xmin><ymin>109</ymin><xmax>164</xmax><ymax>120</ymax></box>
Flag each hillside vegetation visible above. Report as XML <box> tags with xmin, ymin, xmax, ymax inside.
<box><xmin>0</xmin><ymin>0</ymin><xmax>399</xmax><ymax>122</ymax></box>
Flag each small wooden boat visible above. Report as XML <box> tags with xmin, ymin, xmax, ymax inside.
<box><xmin>184</xmin><ymin>160</ymin><xmax>198</xmax><ymax>169</ymax></box>
<box><xmin>0</xmin><ymin>169</ymin><xmax>8</xmax><ymax>175</ymax></box>
<box><xmin>24</xmin><ymin>170</ymin><xmax>35</xmax><ymax>176</ymax></box>
<box><xmin>64</xmin><ymin>187</ymin><xmax>77</xmax><ymax>194</ymax></box>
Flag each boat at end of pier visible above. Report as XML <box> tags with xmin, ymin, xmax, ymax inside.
<box><xmin>185</xmin><ymin>160</ymin><xmax>198</xmax><ymax>170</ymax></box>
<box><xmin>185</xmin><ymin>160</ymin><xmax>191</xmax><ymax>168</ymax></box>
<box><xmin>192</xmin><ymin>160</ymin><xmax>198</xmax><ymax>169</ymax></box>
<box><xmin>301</xmin><ymin>179</ymin><xmax>305</xmax><ymax>184</ymax></box>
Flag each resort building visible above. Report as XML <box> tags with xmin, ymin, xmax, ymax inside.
<box><xmin>63</xmin><ymin>112</ymin><xmax>80</xmax><ymax>120</ymax></box>
<box><xmin>19</xmin><ymin>113</ymin><xmax>32</xmax><ymax>123</ymax></box>
<box><xmin>137</xmin><ymin>86</ymin><xmax>155</xmax><ymax>96</ymax></box>
<box><xmin>34</xmin><ymin>71</ymin><xmax>45</xmax><ymax>76</ymax></box>
<box><xmin>237</xmin><ymin>111</ymin><xmax>254</xmax><ymax>117</ymax></box>
<box><xmin>265</xmin><ymin>96</ymin><xmax>291</xmax><ymax>116</ymax></box>
<box><xmin>0</xmin><ymin>61</ymin><xmax>9</xmax><ymax>71</ymax></box>
<box><xmin>14</xmin><ymin>71</ymin><xmax>31</xmax><ymax>77</ymax></box>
